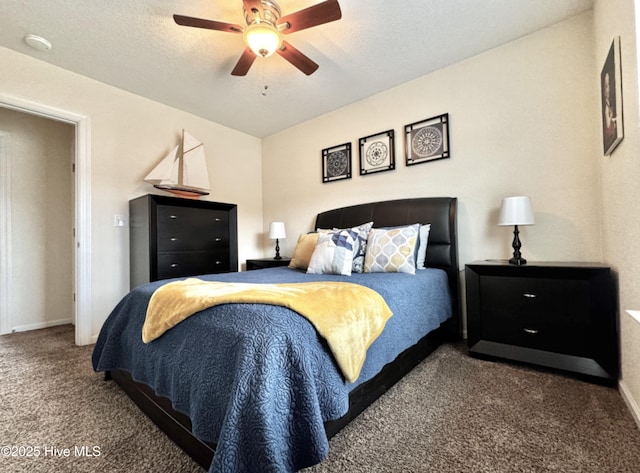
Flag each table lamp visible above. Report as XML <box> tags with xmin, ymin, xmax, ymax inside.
<box><xmin>498</xmin><ymin>196</ymin><xmax>535</xmax><ymax>265</ymax></box>
<box><xmin>268</xmin><ymin>222</ymin><xmax>286</xmax><ymax>260</ymax></box>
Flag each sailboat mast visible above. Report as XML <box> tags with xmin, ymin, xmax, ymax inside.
<box><xmin>177</xmin><ymin>129</ymin><xmax>185</xmax><ymax>186</ymax></box>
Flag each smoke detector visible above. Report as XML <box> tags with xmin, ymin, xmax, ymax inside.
<box><xmin>24</xmin><ymin>34</ymin><xmax>52</xmax><ymax>52</ymax></box>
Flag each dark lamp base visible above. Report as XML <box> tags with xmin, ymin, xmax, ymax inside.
<box><xmin>273</xmin><ymin>238</ymin><xmax>282</xmax><ymax>260</ymax></box>
<box><xmin>508</xmin><ymin>225</ymin><xmax>527</xmax><ymax>266</ymax></box>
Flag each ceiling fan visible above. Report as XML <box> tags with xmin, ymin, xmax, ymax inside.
<box><xmin>173</xmin><ymin>0</ymin><xmax>342</xmax><ymax>76</ymax></box>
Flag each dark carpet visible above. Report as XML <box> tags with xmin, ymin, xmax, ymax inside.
<box><xmin>1</xmin><ymin>325</ymin><xmax>639</xmax><ymax>472</ymax></box>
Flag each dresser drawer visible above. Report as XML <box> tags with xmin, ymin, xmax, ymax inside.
<box><xmin>157</xmin><ymin>251</ymin><xmax>230</xmax><ymax>279</ymax></box>
<box><xmin>157</xmin><ymin>205</ymin><xmax>230</xmax><ymax>252</ymax></box>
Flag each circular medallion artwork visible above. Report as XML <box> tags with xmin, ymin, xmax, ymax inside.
<box><xmin>366</xmin><ymin>141</ymin><xmax>388</xmax><ymax>167</ymax></box>
<box><xmin>327</xmin><ymin>150</ymin><xmax>348</xmax><ymax>176</ymax></box>
<box><xmin>412</xmin><ymin>126</ymin><xmax>442</xmax><ymax>158</ymax></box>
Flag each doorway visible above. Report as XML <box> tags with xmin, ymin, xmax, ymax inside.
<box><xmin>0</xmin><ymin>94</ymin><xmax>91</xmax><ymax>346</ymax></box>
<box><xmin>0</xmin><ymin>109</ymin><xmax>74</xmax><ymax>333</ymax></box>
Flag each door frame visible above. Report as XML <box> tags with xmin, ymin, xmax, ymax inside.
<box><xmin>0</xmin><ymin>93</ymin><xmax>92</xmax><ymax>346</ymax></box>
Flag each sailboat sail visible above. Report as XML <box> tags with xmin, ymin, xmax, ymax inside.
<box><xmin>144</xmin><ymin>131</ymin><xmax>210</xmax><ymax>198</ymax></box>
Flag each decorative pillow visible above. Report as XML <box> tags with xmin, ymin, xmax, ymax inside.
<box><xmin>307</xmin><ymin>229</ymin><xmax>357</xmax><ymax>276</ymax></box>
<box><xmin>317</xmin><ymin>221</ymin><xmax>373</xmax><ymax>273</ymax></box>
<box><xmin>288</xmin><ymin>233</ymin><xmax>320</xmax><ymax>270</ymax></box>
<box><xmin>364</xmin><ymin>224</ymin><xmax>420</xmax><ymax>274</ymax></box>
<box><xmin>416</xmin><ymin>224</ymin><xmax>431</xmax><ymax>270</ymax></box>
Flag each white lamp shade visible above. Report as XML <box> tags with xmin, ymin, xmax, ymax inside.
<box><xmin>268</xmin><ymin>221</ymin><xmax>286</xmax><ymax>239</ymax></box>
<box><xmin>498</xmin><ymin>196</ymin><xmax>535</xmax><ymax>226</ymax></box>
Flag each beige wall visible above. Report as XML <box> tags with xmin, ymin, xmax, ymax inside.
<box><xmin>595</xmin><ymin>0</ymin><xmax>640</xmax><ymax>424</ymax></box>
<box><xmin>0</xmin><ymin>108</ymin><xmax>74</xmax><ymax>332</ymax></box>
<box><xmin>263</xmin><ymin>13</ymin><xmax>601</xmax><ymax>268</ymax></box>
<box><xmin>0</xmin><ymin>46</ymin><xmax>265</xmax><ymax>341</ymax></box>
<box><xmin>263</xmin><ymin>5</ymin><xmax>640</xmax><ymax>424</ymax></box>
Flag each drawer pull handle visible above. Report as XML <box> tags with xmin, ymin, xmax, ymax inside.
<box><xmin>215</xmin><ymin>261</ymin><xmax>222</xmax><ymax>265</ymax></box>
<box><xmin>170</xmin><ymin>263</ymin><xmax>178</xmax><ymax>268</ymax></box>
<box><xmin>170</xmin><ymin>237</ymin><xmax>178</xmax><ymax>242</ymax></box>
<box><xmin>522</xmin><ymin>293</ymin><xmax>537</xmax><ymax>298</ymax></box>
<box><xmin>523</xmin><ymin>328</ymin><xmax>539</xmax><ymax>335</ymax></box>
<box><xmin>214</xmin><ymin>218</ymin><xmax>222</xmax><ymax>222</ymax></box>
<box><xmin>215</xmin><ymin>237</ymin><xmax>222</xmax><ymax>242</ymax></box>
<box><xmin>170</xmin><ymin>215</ymin><xmax>177</xmax><ymax>219</ymax></box>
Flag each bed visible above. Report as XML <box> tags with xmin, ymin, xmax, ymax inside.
<box><xmin>92</xmin><ymin>197</ymin><xmax>461</xmax><ymax>472</ymax></box>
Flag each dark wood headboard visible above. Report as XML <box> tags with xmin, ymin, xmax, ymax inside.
<box><xmin>315</xmin><ymin>197</ymin><xmax>460</xmax><ymax>338</ymax></box>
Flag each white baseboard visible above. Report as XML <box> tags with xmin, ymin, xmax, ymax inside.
<box><xmin>619</xmin><ymin>380</ymin><xmax>640</xmax><ymax>430</ymax></box>
<box><xmin>10</xmin><ymin>318</ymin><xmax>73</xmax><ymax>333</ymax></box>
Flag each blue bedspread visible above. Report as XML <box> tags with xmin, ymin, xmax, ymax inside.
<box><xmin>92</xmin><ymin>267</ymin><xmax>451</xmax><ymax>472</ymax></box>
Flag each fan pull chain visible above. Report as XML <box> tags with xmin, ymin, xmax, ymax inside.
<box><xmin>259</xmin><ymin>58</ymin><xmax>269</xmax><ymax>96</ymax></box>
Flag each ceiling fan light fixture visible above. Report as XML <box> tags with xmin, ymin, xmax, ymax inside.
<box><xmin>243</xmin><ymin>22</ymin><xmax>282</xmax><ymax>57</ymax></box>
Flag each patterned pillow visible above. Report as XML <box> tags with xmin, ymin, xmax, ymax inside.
<box><xmin>317</xmin><ymin>222</ymin><xmax>373</xmax><ymax>273</ymax></box>
<box><xmin>307</xmin><ymin>229</ymin><xmax>358</xmax><ymax>276</ymax></box>
<box><xmin>364</xmin><ymin>224</ymin><xmax>420</xmax><ymax>274</ymax></box>
<box><xmin>349</xmin><ymin>221</ymin><xmax>374</xmax><ymax>273</ymax></box>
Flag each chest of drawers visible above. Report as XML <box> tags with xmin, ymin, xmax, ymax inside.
<box><xmin>129</xmin><ymin>194</ymin><xmax>238</xmax><ymax>288</ymax></box>
<box><xmin>465</xmin><ymin>260</ymin><xmax>618</xmax><ymax>384</ymax></box>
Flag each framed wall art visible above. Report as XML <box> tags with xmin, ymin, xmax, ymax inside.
<box><xmin>600</xmin><ymin>36</ymin><xmax>624</xmax><ymax>156</ymax></box>
<box><xmin>322</xmin><ymin>142</ymin><xmax>352</xmax><ymax>183</ymax></box>
<box><xmin>404</xmin><ymin>113</ymin><xmax>450</xmax><ymax>166</ymax></box>
<box><xmin>359</xmin><ymin>129</ymin><xmax>395</xmax><ymax>175</ymax></box>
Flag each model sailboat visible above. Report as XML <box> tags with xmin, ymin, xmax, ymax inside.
<box><xmin>144</xmin><ymin>130</ymin><xmax>210</xmax><ymax>199</ymax></box>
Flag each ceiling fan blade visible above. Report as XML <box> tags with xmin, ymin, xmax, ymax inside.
<box><xmin>276</xmin><ymin>41</ymin><xmax>319</xmax><ymax>75</ymax></box>
<box><xmin>277</xmin><ymin>0</ymin><xmax>342</xmax><ymax>34</ymax></box>
<box><xmin>173</xmin><ymin>14</ymin><xmax>243</xmax><ymax>33</ymax></box>
<box><xmin>231</xmin><ymin>48</ymin><xmax>258</xmax><ymax>76</ymax></box>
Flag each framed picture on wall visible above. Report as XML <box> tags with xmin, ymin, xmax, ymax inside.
<box><xmin>358</xmin><ymin>129</ymin><xmax>395</xmax><ymax>175</ymax></box>
<box><xmin>600</xmin><ymin>36</ymin><xmax>624</xmax><ymax>156</ymax></box>
<box><xmin>404</xmin><ymin>113</ymin><xmax>450</xmax><ymax>165</ymax></box>
<box><xmin>322</xmin><ymin>142</ymin><xmax>352</xmax><ymax>183</ymax></box>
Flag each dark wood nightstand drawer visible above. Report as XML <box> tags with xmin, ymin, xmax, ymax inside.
<box><xmin>246</xmin><ymin>258</ymin><xmax>292</xmax><ymax>270</ymax></box>
<box><xmin>465</xmin><ymin>260</ymin><xmax>617</xmax><ymax>384</ymax></box>
<box><xmin>480</xmin><ymin>276</ymin><xmax>588</xmax><ymax>320</ymax></box>
<box><xmin>480</xmin><ymin>310</ymin><xmax>588</xmax><ymax>356</ymax></box>
<box><xmin>479</xmin><ymin>275</ymin><xmax>590</xmax><ymax>356</ymax></box>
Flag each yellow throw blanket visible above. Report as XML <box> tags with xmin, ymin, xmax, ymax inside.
<box><xmin>142</xmin><ymin>278</ymin><xmax>393</xmax><ymax>383</ymax></box>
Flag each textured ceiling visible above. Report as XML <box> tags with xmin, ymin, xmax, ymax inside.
<box><xmin>0</xmin><ymin>0</ymin><xmax>593</xmax><ymax>137</ymax></box>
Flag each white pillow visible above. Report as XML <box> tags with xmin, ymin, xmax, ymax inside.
<box><xmin>307</xmin><ymin>229</ymin><xmax>357</xmax><ymax>276</ymax></box>
<box><xmin>416</xmin><ymin>224</ymin><xmax>431</xmax><ymax>270</ymax></box>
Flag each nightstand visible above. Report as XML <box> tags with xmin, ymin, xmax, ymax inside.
<box><xmin>465</xmin><ymin>260</ymin><xmax>618</xmax><ymax>384</ymax></box>
<box><xmin>246</xmin><ymin>258</ymin><xmax>292</xmax><ymax>271</ymax></box>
